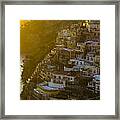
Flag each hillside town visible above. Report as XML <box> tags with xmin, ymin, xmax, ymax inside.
<box><xmin>20</xmin><ymin>20</ymin><xmax>100</xmax><ymax>100</ymax></box>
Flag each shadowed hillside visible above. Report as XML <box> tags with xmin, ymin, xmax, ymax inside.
<box><xmin>20</xmin><ymin>20</ymin><xmax>79</xmax><ymax>82</ymax></box>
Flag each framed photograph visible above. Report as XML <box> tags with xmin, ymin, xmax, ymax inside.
<box><xmin>0</xmin><ymin>0</ymin><xmax>119</xmax><ymax>119</ymax></box>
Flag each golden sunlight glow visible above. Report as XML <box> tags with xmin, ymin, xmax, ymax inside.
<box><xmin>20</xmin><ymin>20</ymin><xmax>31</xmax><ymax>29</ymax></box>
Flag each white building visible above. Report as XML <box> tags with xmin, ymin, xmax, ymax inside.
<box><xmin>84</xmin><ymin>65</ymin><xmax>100</xmax><ymax>75</ymax></box>
<box><xmin>69</xmin><ymin>58</ymin><xmax>85</xmax><ymax>66</ymax></box>
<box><xmin>64</xmin><ymin>65</ymin><xmax>81</xmax><ymax>72</ymax></box>
<box><xmin>64</xmin><ymin>66</ymin><xmax>73</xmax><ymax>72</ymax></box>
<box><xmin>87</xmin><ymin>75</ymin><xmax>100</xmax><ymax>93</ymax></box>
<box><xmin>49</xmin><ymin>72</ymin><xmax>76</xmax><ymax>88</ymax></box>
<box><xmin>76</xmin><ymin>43</ymin><xmax>85</xmax><ymax>53</ymax></box>
<box><xmin>86</xmin><ymin>52</ymin><xmax>95</xmax><ymax>62</ymax></box>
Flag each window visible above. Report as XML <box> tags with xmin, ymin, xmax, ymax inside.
<box><xmin>89</xmin><ymin>82</ymin><xmax>92</xmax><ymax>85</ymax></box>
<box><xmin>93</xmin><ymin>82</ymin><xmax>96</xmax><ymax>86</ymax></box>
